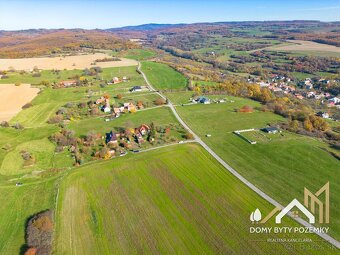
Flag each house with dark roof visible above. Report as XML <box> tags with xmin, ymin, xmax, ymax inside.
<box><xmin>262</xmin><ymin>127</ymin><xmax>279</xmax><ymax>134</ymax></box>
<box><xmin>130</xmin><ymin>86</ymin><xmax>142</xmax><ymax>92</ymax></box>
<box><xmin>196</xmin><ymin>96</ymin><xmax>211</xmax><ymax>104</ymax></box>
<box><xmin>105</xmin><ymin>131</ymin><xmax>118</xmax><ymax>145</ymax></box>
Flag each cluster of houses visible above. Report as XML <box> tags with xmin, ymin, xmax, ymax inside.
<box><xmin>250</xmin><ymin>76</ymin><xmax>339</xmax><ymax>108</ymax></box>
<box><xmin>191</xmin><ymin>96</ymin><xmax>227</xmax><ymax>105</ymax></box>
<box><xmin>95</xmin><ymin>96</ymin><xmax>142</xmax><ymax>119</ymax></box>
<box><xmin>105</xmin><ymin>124</ymin><xmax>152</xmax><ymax>157</ymax></box>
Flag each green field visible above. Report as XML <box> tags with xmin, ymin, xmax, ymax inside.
<box><xmin>141</xmin><ymin>61</ymin><xmax>188</xmax><ymax>90</ymax></box>
<box><xmin>68</xmin><ymin>106</ymin><xmax>184</xmax><ymax>138</ymax></box>
<box><xmin>114</xmin><ymin>48</ymin><xmax>157</xmax><ymax>60</ymax></box>
<box><xmin>0</xmin><ymin>66</ymin><xmax>145</xmax><ymax>86</ymax></box>
<box><xmin>0</xmin><ymin>179</ymin><xmax>55</xmax><ymax>255</ymax></box>
<box><xmin>55</xmin><ymin>144</ymin><xmax>334</xmax><ymax>254</ymax></box>
<box><xmin>0</xmin><ymin>52</ymin><xmax>339</xmax><ymax>254</ymax></box>
<box><xmin>176</xmin><ymin>99</ymin><xmax>340</xmax><ymax>239</ymax></box>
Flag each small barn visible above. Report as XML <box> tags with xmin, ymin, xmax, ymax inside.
<box><xmin>262</xmin><ymin>127</ymin><xmax>279</xmax><ymax>134</ymax></box>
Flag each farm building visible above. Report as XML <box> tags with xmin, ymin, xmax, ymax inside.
<box><xmin>59</xmin><ymin>80</ymin><xmax>77</xmax><ymax>87</ymax></box>
<box><xmin>194</xmin><ymin>96</ymin><xmax>211</xmax><ymax>104</ymax></box>
<box><xmin>262</xmin><ymin>127</ymin><xmax>279</xmax><ymax>134</ymax></box>
<box><xmin>130</xmin><ymin>86</ymin><xmax>142</xmax><ymax>92</ymax></box>
<box><xmin>316</xmin><ymin>112</ymin><xmax>329</xmax><ymax>119</ymax></box>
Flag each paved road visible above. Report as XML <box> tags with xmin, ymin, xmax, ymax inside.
<box><xmin>138</xmin><ymin>62</ymin><xmax>340</xmax><ymax>249</ymax></box>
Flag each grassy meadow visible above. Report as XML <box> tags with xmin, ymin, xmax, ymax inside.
<box><xmin>0</xmin><ymin>179</ymin><xmax>55</xmax><ymax>255</ymax></box>
<box><xmin>114</xmin><ymin>48</ymin><xmax>157</xmax><ymax>60</ymax></box>
<box><xmin>55</xmin><ymin>144</ymin><xmax>336</xmax><ymax>255</ymax></box>
<box><xmin>176</xmin><ymin>98</ymin><xmax>340</xmax><ymax>239</ymax></box>
<box><xmin>141</xmin><ymin>61</ymin><xmax>188</xmax><ymax>90</ymax></box>
<box><xmin>68</xmin><ymin>106</ymin><xmax>182</xmax><ymax>137</ymax></box>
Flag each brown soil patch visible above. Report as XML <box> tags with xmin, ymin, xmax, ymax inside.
<box><xmin>0</xmin><ymin>53</ymin><xmax>138</xmax><ymax>71</ymax></box>
<box><xmin>0</xmin><ymin>84</ymin><xmax>39</xmax><ymax>121</ymax></box>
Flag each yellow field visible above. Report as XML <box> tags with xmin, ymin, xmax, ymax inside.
<box><xmin>268</xmin><ymin>40</ymin><xmax>340</xmax><ymax>52</ymax></box>
<box><xmin>0</xmin><ymin>84</ymin><xmax>39</xmax><ymax>121</ymax></box>
<box><xmin>0</xmin><ymin>53</ymin><xmax>138</xmax><ymax>71</ymax></box>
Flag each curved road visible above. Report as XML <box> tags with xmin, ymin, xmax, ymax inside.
<box><xmin>138</xmin><ymin>62</ymin><xmax>340</xmax><ymax>249</ymax></box>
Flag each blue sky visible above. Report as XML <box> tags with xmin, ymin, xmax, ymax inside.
<box><xmin>0</xmin><ymin>0</ymin><xmax>339</xmax><ymax>30</ymax></box>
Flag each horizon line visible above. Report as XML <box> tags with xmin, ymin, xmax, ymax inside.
<box><xmin>1</xmin><ymin>19</ymin><xmax>340</xmax><ymax>32</ymax></box>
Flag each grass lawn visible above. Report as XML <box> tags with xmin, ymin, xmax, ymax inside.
<box><xmin>67</xmin><ymin>106</ymin><xmax>184</xmax><ymax>138</ymax></box>
<box><xmin>55</xmin><ymin>143</ymin><xmax>334</xmax><ymax>254</ymax></box>
<box><xmin>176</xmin><ymin>98</ymin><xmax>340</xmax><ymax>240</ymax></box>
<box><xmin>141</xmin><ymin>61</ymin><xmax>188</xmax><ymax>90</ymax></box>
<box><xmin>114</xmin><ymin>49</ymin><xmax>157</xmax><ymax>61</ymax></box>
<box><xmin>0</xmin><ymin>179</ymin><xmax>55</xmax><ymax>255</ymax></box>
<box><xmin>0</xmin><ymin>126</ymin><xmax>59</xmax><ymax>177</ymax></box>
<box><xmin>0</xmin><ymin>138</ymin><xmax>55</xmax><ymax>175</ymax></box>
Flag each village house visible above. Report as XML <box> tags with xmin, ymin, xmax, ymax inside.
<box><xmin>124</xmin><ymin>102</ymin><xmax>136</xmax><ymax>112</ymax></box>
<box><xmin>306</xmin><ymin>91</ymin><xmax>315</xmax><ymax>98</ymax></box>
<box><xmin>258</xmin><ymin>81</ymin><xmax>270</xmax><ymax>87</ymax></box>
<box><xmin>193</xmin><ymin>96</ymin><xmax>211</xmax><ymax>104</ymax></box>
<box><xmin>138</xmin><ymin>124</ymin><xmax>151</xmax><ymax>136</ymax></box>
<box><xmin>262</xmin><ymin>127</ymin><xmax>279</xmax><ymax>134</ymax></box>
<box><xmin>316</xmin><ymin>112</ymin><xmax>329</xmax><ymax>119</ymax></box>
<box><xmin>328</xmin><ymin>97</ymin><xmax>340</xmax><ymax>105</ymax></box>
<box><xmin>112</xmin><ymin>77</ymin><xmax>120</xmax><ymax>84</ymax></box>
<box><xmin>295</xmin><ymin>93</ymin><xmax>304</xmax><ymax>100</ymax></box>
<box><xmin>59</xmin><ymin>80</ymin><xmax>77</xmax><ymax>87</ymax></box>
<box><xmin>135</xmin><ymin>132</ymin><xmax>144</xmax><ymax>144</ymax></box>
<box><xmin>130</xmin><ymin>86</ymin><xmax>143</xmax><ymax>92</ymax></box>
<box><xmin>105</xmin><ymin>131</ymin><xmax>119</xmax><ymax>146</ymax></box>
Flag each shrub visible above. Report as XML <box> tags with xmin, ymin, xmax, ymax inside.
<box><xmin>154</xmin><ymin>98</ymin><xmax>166</xmax><ymax>105</ymax></box>
<box><xmin>25</xmin><ymin>210</ymin><xmax>53</xmax><ymax>255</ymax></box>
<box><xmin>13</xmin><ymin>122</ymin><xmax>24</xmax><ymax>129</ymax></box>
<box><xmin>47</xmin><ymin>115</ymin><xmax>63</xmax><ymax>124</ymax></box>
<box><xmin>22</xmin><ymin>102</ymin><xmax>33</xmax><ymax>109</ymax></box>
<box><xmin>185</xmin><ymin>132</ymin><xmax>194</xmax><ymax>139</ymax></box>
<box><xmin>0</xmin><ymin>121</ymin><xmax>9</xmax><ymax>127</ymax></box>
<box><xmin>32</xmin><ymin>73</ymin><xmax>41</xmax><ymax>77</ymax></box>
<box><xmin>15</xmin><ymin>82</ymin><xmax>21</xmax><ymax>86</ymax></box>
<box><xmin>239</xmin><ymin>105</ymin><xmax>253</xmax><ymax>113</ymax></box>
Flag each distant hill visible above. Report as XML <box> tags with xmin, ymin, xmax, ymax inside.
<box><xmin>0</xmin><ymin>29</ymin><xmax>137</xmax><ymax>58</ymax></box>
<box><xmin>107</xmin><ymin>23</ymin><xmax>185</xmax><ymax>31</ymax></box>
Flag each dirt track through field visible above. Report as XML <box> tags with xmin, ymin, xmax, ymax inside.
<box><xmin>0</xmin><ymin>84</ymin><xmax>39</xmax><ymax>121</ymax></box>
<box><xmin>268</xmin><ymin>40</ymin><xmax>340</xmax><ymax>52</ymax></box>
<box><xmin>0</xmin><ymin>53</ymin><xmax>138</xmax><ymax>71</ymax></box>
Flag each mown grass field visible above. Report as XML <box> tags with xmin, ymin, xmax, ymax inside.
<box><xmin>0</xmin><ymin>66</ymin><xmax>144</xmax><ymax>86</ymax></box>
<box><xmin>176</xmin><ymin>99</ymin><xmax>340</xmax><ymax>240</ymax></box>
<box><xmin>55</xmin><ymin>144</ymin><xmax>335</xmax><ymax>255</ymax></box>
<box><xmin>141</xmin><ymin>61</ymin><xmax>188</xmax><ymax>90</ymax></box>
<box><xmin>0</xmin><ymin>126</ymin><xmax>59</xmax><ymax>178</ymax></box>
<box><xmin>67</xmin><ymin>106</ymin><xmax>184</xmax><ymax>139</ymax></box>
<box><xmin>0</xmin><ymin>179</ymin><xmax>55</xmax><ymax>255</ymax></box>
<box><xmin>114</xmin><ymin>48</ymin><xmax>157</xmax><ymax>60</ymax></box>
